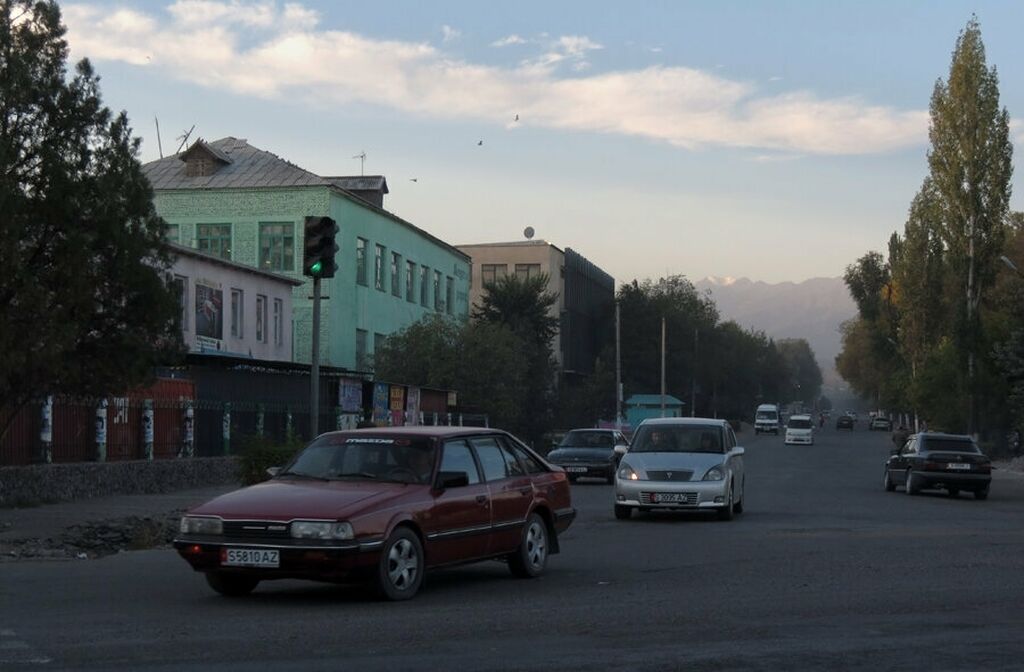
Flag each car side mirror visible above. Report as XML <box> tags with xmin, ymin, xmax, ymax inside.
<box><xmin>436</xmin><ymin>470</ymin><xmax>470</xmax><ymax>490</ymax></box>
<box><xmin>733</xmin><ymin>447</ymin><xmax>745</xmax><ymax>456</ymax></box>
<box><xmin>265</xmin><ymin>466</ymin><xmax>282</xmax><ymax>478</ymax></box>
<box><xmin>889</xmin><ymin>448</ymin><xmax>900</xmax><ymax>456</ymax></box>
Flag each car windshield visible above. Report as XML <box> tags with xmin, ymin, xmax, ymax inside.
<box><xmin>756</xmin><ymin>411</ymin><xmax>776</xmax><ymax>420</ymax></box>
<box><xmin>559</xmin><ymin>430</ymin><xmax>615</xmax><ymax>449</ymax></box>
<box><xmin>788</xmin><ymin>418</ymin><xmax>812</xmax><ymax>429</ymax></box>
<box><xmin>923</xmin><ymin>438</ymin><xmax>980</xmax><ymax>454</ymax></box>
<box><xmin>279</xmin><ymin>435</ymin><xmax>437</xmax><ymax>484</ymax></box>
<box><xmin>631</xmin><ymin>425</ymin><xmax>725</xmax><ymax>454</ymax></box>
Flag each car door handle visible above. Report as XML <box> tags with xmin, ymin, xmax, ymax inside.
<box><xmin>518</xmin><ymin>487</ymin><xmax>532</xmax><ymax>496</ymax></box>
<box><xmin>475</xmin><ymin>494</ymin><xmax>488</xmax><ymax>504</ymax></box>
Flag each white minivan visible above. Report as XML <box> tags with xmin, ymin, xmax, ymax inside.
<box><xmin>785</xmin><ymin>414</ymin><xmax>815</xmax><ymax>445</ymax></box>
<box><xmin>754</xmin><ymin>404</ymin><xmax>780</xmax><ymax>434</ymax></box>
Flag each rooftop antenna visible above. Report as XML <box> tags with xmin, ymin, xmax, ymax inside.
<box><xmin>154</xmin><ymin>116</ymin><xmax>164</xmax><ymax>159</ymax></box>
<box><xmin>353</xmin><ymin>151</ymin><xmax>366</xmax><ymax>176</ymax></box>
<box><xmin>175</xmin><ymin>124</ymin><xmax>195</xmax><ymax>154</ymax></box>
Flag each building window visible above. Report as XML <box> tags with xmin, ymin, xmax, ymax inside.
<box><xmin>374</xmin><ymin>244</ymin><xmax>385</xmax><ymax>291</ymax></box>
<box><xmin>433</xmin><ymin>270</ymin><xmax>442</xmax><ymax>311</ymax></box>
<box><xmin>515</xmin><ymin>263</ymin><xmax>541</xmax><ymax>280</ymax></box>
<box><xmin>406</xmin><ymin>260</ymin><xmax>415</xmax><ymax>302</ymax></box>
<box><xmin>356</xmin><ymin>329</ymin><xmax>368</xmax><ymax>370</ymax></box>
<box><xmin>166</xmin><ymin>223</ymin><xmax>179</xmax><ymax>244</ymax></box>
<box><xmin>446</xmin><ymin>277</ymin><xmax>454</xmax><ymax>315</ymax></box>
<box><xmin>273</xmin><ymin>298</ymin><xmax>283</xmax><ymax>346</ymax></box>
<box><xmin>197</xmin><ymin>223</ymin><xmax>232</xmax><ymax>260</ymax></box>
<box><xmin>420</xmin><ymin>266</ymin><xmax>429</xmax><ymax>306</ymax></box>
<box><xmin>230</xmin><ymin>289</ymin><xmax>244</xmax><ymax>338</ymax></box>
<box><xmin>374</xmin><ymin>332</ymin><xmax>386</xmax><ymax>362</ymax></box>
<box><xmin>173</xmin><ymin>275</ymin><xmax>189</xmax><ymax>331</ymax></box>
<box><xmin>356</xmin><ymin>237</ymin><xmax>368</xmax><ymax>286</ymax></box>
<box><xmin>256</xmin><ymin>294</ymin><xmax>267</xmax><ymax>342</ymax></box>
<box><xmin>259</xmin><ymin>223</ymin><xmax>294</xmax><ymax>272</ymax></box>
<box><xmin>391</xmin><ymin>252</ymin><xmax>401</xmax><ymax>297</ymax></box>
<box><xmin>481</xmin><ymin>263</ymin><xmax>507</xmax><ymax>286</ymax></box>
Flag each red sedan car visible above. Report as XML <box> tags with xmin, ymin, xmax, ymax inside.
<box><xmin>174</xmin><ymin>427</ymin><xmax>575</xmax><ymax>600</ymax></box>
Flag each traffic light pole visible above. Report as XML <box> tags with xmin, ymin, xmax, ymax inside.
<box><xmin>310</xmin><ymin>276</ymin><xmax>321</xmax><ymax>438</ymax></box>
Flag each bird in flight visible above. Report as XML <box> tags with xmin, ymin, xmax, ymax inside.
<box><xmin>409</xmin><ymin>178</ymin><xmax>418</xmax><ymax>182</ymax></box>
<box><xmin>477</xmin><ymin>140</ymin><xmax>483</xmax><ymax>146</ymax></box>
<box><xmin>514</xmin><ymin>114</ymin><xmax>519</xmax><ymax>122</ymax></box>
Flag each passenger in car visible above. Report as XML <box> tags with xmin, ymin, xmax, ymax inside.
<box><xmin>700</xmin><ymin>433</ymin><xmax>719</xmax><ymax>452</ymax></box>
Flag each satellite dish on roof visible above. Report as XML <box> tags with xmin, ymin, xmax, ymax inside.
<box><xmin>524</xmin><ymin>226</ymin><xmax>535</xmax><ymax>240</ymax></box>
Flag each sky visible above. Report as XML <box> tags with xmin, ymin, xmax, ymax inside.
<box><xmin>59</xmin><ymin>0</ymin><xmax>1024</xmax><ymax>284</ymax></box>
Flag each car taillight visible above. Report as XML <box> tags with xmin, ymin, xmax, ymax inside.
<box><xmin>923</xmin><ymin>461</ymin><xmax>945</xmax><ymax>471</ymax></box>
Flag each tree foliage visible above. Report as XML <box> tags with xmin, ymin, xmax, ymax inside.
<box><xmin>0</xmin><ymin>1</ymin><xmax>182</xmax><ymax>425</ymax></box>
<box><xmin>836</xmin><ymin>18</ymin><xmax>1016</xmax><ymax>437</ymax></box>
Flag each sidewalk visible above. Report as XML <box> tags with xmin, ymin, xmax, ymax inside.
<box><xmin>0</xmin><ymin>484</ymin><xmax>236</xmax><ymax>545</ymax></box>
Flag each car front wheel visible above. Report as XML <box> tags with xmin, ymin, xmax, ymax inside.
<box><xmin>508</xmin><ymin>513</ymin><xmax>549</xmax><ymax>578</ymax></box>
<box><xmin>205</xmin><ymin>571</ymin><xmax>259</xmax><ymax>597</ymax></box>
<box><xmin>376</xmin><ymin>527</ymin><xmax>424</xmax><ymax>600</ymax></box>
<box><xmin>717</xmin><ymin>484</ymin><xmax>735</xmax><ymax>521</ymax></box>
<box><xmin>883</xmin><ymin>468</ymin><xmax>895</xmax><ymax>492</ymax></box>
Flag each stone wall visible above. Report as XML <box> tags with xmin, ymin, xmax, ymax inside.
<box><xmin>0</xmin><ymin>457</ymin><xmax>239</xmax><ymax>508</ymax></box>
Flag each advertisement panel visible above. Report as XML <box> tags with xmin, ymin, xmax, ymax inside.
<box><xmin>372</xmin><ymin>383</ymin><xmax>390</xmax><ymax>425</ymax></box>
<box><xmin>390</xmin><ymin>386</ymin><xmax>406</xmax><ymax>426</ymax></box>
<box><xmin>339</xmin><ymin>378</ymin><xmax>363</xmax><ymax>414</ymax></box>
<box><xmin>195</xmin><ymin>279</ymin><xmax>223</xmax><ymax>350</ymax></box>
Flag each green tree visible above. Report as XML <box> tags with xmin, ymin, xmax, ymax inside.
<box><xmin>0</xmin><ymin>1</ymin><xmax>181</xmax><ymax>429</ymax></box>
<box><xmin>927</xmin><ymin>16</ymin><xmax>1014</xmax><ymax>432</ymax></box>
<box><xmin>775</xmin><ymin>339</ymin><xmax>823</xmax><ymax>404</ymax></box>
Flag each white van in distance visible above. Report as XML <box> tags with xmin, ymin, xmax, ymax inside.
<box><xmin>785</xmin><ymin>414</ymin><xmax>815</xmax><ymax>445</ymax></box>
<box><xmin>754</xmin><ymin>404</ymin><xmax>780</xmax><ymax>435</ymax></box>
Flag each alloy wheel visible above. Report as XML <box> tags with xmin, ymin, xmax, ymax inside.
<box><xmin>525</xmin><ymin>520</ymin><xmax>548</xmax><ymax>570</ymax></box>
<box><xmin>387</xmin><ymin>538</ymin><xmax>419</xmax><ymax>590</ymax></box>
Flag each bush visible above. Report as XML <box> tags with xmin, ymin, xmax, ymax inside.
<box><xmin>236</xmin><ymin>434</ymin><xmax>305</xmax><ymax>485</ymax></box>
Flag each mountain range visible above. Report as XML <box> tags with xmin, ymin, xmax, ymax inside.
<box><xmin>694</xmin><ymin>276</ymin><xmax>856</xmax><ymax>387</ymax></box>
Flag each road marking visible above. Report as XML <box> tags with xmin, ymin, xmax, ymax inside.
<box><xmin>0</xmin><ymin>628</ymin><xmax>51</xmax><ymax>666</ymax></box>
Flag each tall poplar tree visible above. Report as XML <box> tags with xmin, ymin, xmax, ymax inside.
<box><xmin>927</xmin><ymin>17</ymin><xmax>1013</xmax><ymax>432</ymax></box>
<box><xmin>0</xmin><ymin>1</ymin><xmax>182</xmax><ymax>428</ymax></box>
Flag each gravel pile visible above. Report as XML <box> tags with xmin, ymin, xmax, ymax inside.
<box><xmin>1</xmin><ymin>511</ymin><xmax>184</xmax><ymax>561</ymax></box>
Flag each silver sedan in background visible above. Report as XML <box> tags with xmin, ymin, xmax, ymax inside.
<box><xmin>614</xmin><ymin>418</ymin><xmax>745</xmax><ymax>521</ymax></box>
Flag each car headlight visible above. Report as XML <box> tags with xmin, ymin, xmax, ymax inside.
<box><xmin>179</xmin><ymin>516</ymin><xmax>223</xmax><ymax>535</ymax></box>
<box><xmin>703</xmin><ymin>466</ymin><xmax>726</xmax><ymax>481</ymax></box>
<box><xmin>617</xmin><ymin>465</ymin><xmax>641</xmax><ymax>481</ymax></box>
<box><xmin>290</xmin><ymin>521</ymin><xmax>355</xmax><ymax>540</ymax></box>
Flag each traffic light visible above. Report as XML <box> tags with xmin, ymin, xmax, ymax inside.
<box><xmin>303</xmin><ymin>216</ymin><xmax>338</xmax><ymax>278</ymax></box>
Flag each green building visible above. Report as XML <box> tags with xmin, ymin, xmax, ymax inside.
<box><xmin>143</xmin><ymin>137</ymin><xmax>471</xmax><ymax>370</ymax></box>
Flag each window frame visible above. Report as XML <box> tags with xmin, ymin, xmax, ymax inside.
<box><xmin>445</xmin><ymin>276</ymin><xmax>454</xmax><ymax>315</ymax></box>
<box><xmin>258</xmin><ymin>222</ymin><xmax>295</xmax><ymax>272</ymax></box>
<box><xmin>355</xmin><ymin>328</ymin><xmax>369</xmax><ymax>370</ymax></box>
<box><xmin>391</xmin><ymin>252</ymin><xmax>402</xmax><ymax>297</ymax></box>
<box><xmin>196</xmin><ymin>223</ymin><xmax>232</xmax><ymax>260</ymax></box>
<box><xmin>440</xmin><ymin>439</ymin><xmax>484</xmax><ymax>484</ymax></box>
<box><xmin>272</xmin><ymin>298</ymin><xmax>283</xmax><ymax>346</ymax></box>
<box><xmin>173</xmin><ymin>275</ymin><xmax>189</xmax><ymax>331</ymax></box>
<box><xmin>255</xmin><ymin>294</ymin><xmax>267</xmax><ymax>343</ymax></box>
<box><xmin>433</xmin><ymin>270</ymin><xmax>442</xmax><ymax>312</ymax></box>
<box><xmin>480</xmin><ymin>263</ymin><xmax>507</xmax><ymax>286</ymax></box>
<box><xmin>515</xmin><ymin>263</ymin><xmax>541</xmax><ymax>280</ymax></box>
<box><xmin>420</xmin><ymin>266</ymin><xmax>429</xmax><ymax>307</ymax></box>
<box><xmin>355</xmin><ymin>237</ymin><xmax>368</xmax><ymax>286</ymax></box>
<box><xmin>374</xmin><ymin>244</ymin><xmax>386</xmax><ymax>292</ymax></box>
<box><xmin>230</xmin><ymin>288</ymin><xmax>244</xmax><ymax>339</ymax></box>
<box><xmin>406</xmin><ymin>260</ymin><xmax>416</xmax><ymax>302</ymax></box>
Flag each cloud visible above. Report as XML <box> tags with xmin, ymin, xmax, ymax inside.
<box><xmin>768</xmin><ymin>76</ymin><xmax>783</xmax><ymax>82</ymax></box>
<box><xmin>492</xmin><ymin>34</ymin><xmax>526</xmax><ymax>47</ymax></box>
<box><xmin>63</xmin><ymin>1</ymin><xmax>928</xmax><ymax>155</ymax></box>
<box><xmin>441</xmin><ymin>24</ymin><xmax>460</xmax><ymax>43</ymax></box>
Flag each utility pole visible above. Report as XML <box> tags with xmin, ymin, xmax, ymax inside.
<box><xmin>310</xmin><ymin>275</ymin><xmax>321</xmax><ymax>437</ymax></box>
<box><xmin>615</xmin><ymin>300</ymin><xmax>622</xmax><ymax>431</ymax></box>
<box><xmin>660</xmin><ymin>316</ymin><xmax>666</xmax><ymax>417</ymax></box>
<box><xmin>691</xmin><ymin>327</ymin><xmax>698</xmax><ymax>417</ymax></box>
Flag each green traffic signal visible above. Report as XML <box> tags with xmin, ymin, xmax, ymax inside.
<box><xmin>310</xmin><ymin>261</ymin><xmax>322</xmax><ymax>275</ymax></box>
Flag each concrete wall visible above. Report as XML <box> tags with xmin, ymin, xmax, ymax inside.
<box><xmin>0</xmin><ymin>457</ymin><xmax>239</xmax><ymax>507</ymax></box>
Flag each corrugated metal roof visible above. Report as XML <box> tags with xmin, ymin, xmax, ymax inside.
<box><xmin>626</xmin><ymin>394</ymin><xmax>685</xmax><ymax>406</ymax></box>
<box><xmin>324</xmin><ymin>175</ymin><xmax>389</xmax><ymax>193</ymax></box>
<box><xmin>144</xmin><ymin>137</ymin><xmax>330</xmax><ymax>190</ymax></box>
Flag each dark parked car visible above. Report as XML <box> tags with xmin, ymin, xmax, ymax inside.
<box><xmin>546</xmin><ymin>428</ymin><xmax>629</xmax><ymax>484</ymax></box>
<box><xmin>884</xmin><ymin>432</ymin><xmax>991</xmax><ymax>499</ymax></box>
<box><xmin>174</xmin><ymin>427</ymin><xmax>575</xmax><ymax>600</ymax></box>
<box><xmin>836</xmin><ymin>415</ymin><xmax>855</xmax><ymax>430</ymax></box>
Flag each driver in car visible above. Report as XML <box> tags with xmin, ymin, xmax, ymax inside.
<box><xmin>699</xmin><ymin>433</ymin><xmax>719</xmax><ymax>452</ymax></box>
<box><xmin>407</xmin><ymin>449</ymin><xmax>436</xmax><ymax>484</ymax></box>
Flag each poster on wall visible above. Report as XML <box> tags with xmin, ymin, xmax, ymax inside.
<box><xmin>372</xmin><ymin>383</ymin><xmax>390</xmax><ymax>425</ymax></box>
<box><xmin>339</xmin><ymin>378</ymin><xmax>363</xmax><ymax>414</ymax></box>
<box><xmin>389</xmin><ymin>386</ymin><xmax>406</xmax><ymax>426</ymax></box>
<box><xmin>194</xmin><ymin>280</ymin><xmax>223</xmax><ymax>350</ymax></box>
<box><xmin>406</xmin><ymin>387</ymin><xmax>421</xmax><ymax>425</ymax></box>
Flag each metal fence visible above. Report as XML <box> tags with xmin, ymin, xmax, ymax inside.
<box><xmin>1</xmin><ymin>397</ymin><xmax>489</xmax><ymax>466</ymax></box>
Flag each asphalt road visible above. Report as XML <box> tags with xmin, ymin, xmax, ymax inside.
<box><xmin>4</xmin><ymin>424</ymin><xmax>1024</xmax><ymax>671</ymax></box>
